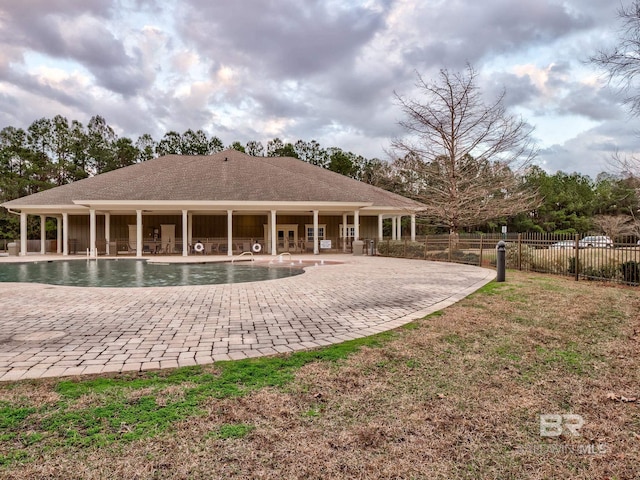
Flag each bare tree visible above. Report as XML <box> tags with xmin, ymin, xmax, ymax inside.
<box><xmin>592</xmin><ymin>3</ymin><xmax>640</xmax><ymax>176</ymax></box>
<box><xmin>591</xmin><ymin>2</ymin><xmax>640</xmax><ymax>115</ymax></box>
<box><xmin>607</xmin><ymin>150</ymin><xmax>639</xmax><ymax>177</ymax></box>
<box><xmin>392</xmin><ymin>66</ymin><xmax>539</xmax><ymax>234</ymax></box>
<box><xmin>593</xmin><ymin>214</ymin><xmax>634</xmax><ymax>240</ymax></box>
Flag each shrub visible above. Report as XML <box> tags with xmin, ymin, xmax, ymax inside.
<box><xmin>502</xmin><ymin>242</ymin><xmax>535</xmax><ymax>269</ymax></box>
<box><xmin>568</xmin><ymin>256</ymin><xmax>580</xmax><ymax>275</ymax></box>
<box><xmin>377</xmin><ymin>241</ymin><xmax>425</xmax><ymax>258</ymax></box>
<box><xmin>620</xmin><ymin>261</ymin><xmax>640</xmax><ymax>285</ymax></box>
<box><xmin>376</xmin><ymin>241</ymin><xmax>403</xmax><ymax>257</ymax></box>
<box><xmin>530</xmin><ymin>254</ymin><xmax>569</xmax><ymax>274</ymax></box>
<box><xmin>428</xmin><ymin>250</ymin><xmax>480</xmax><ymax>265</ymax></box>
<box><xmin>582</xmin><ymin>263</ymin><xmax>618</xmax><ymax>281</ymax></box>
<box><xmin>406</xmin><ymin>242</ymin><xmax>426</xmax><ymax>258</ymax></box>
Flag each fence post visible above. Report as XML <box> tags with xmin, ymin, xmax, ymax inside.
<box><xmin>517</xmin><ymin>233</ymin><xmax>522</xmax><ymax>271</ymax></box>
<box><xmin>448</xmin><ymin>233</ymin><xmax>452</xmax><ymax>263</ymax></box>
<box><xmin>479</xmin><ymin>234</ymin><xmax>483</xmax><ymax>267</ymax></box>
<box><xmin>574</xmin><ymin>233</ymin><xmax>580</xmax><ymax>281</ymax></box>
<box><xmin>424</xmin><ymin>235</ymin><xmax>428</xmax><ymax>259</ymax></box>
<box><xmin>404</xmin><ymin>238</ymin><xmax>407</xmax><ymax>258</ymax></box>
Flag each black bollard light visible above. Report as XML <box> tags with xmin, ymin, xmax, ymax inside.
<box><xmin>496</xmin><ymin>240</ymin><xmax>506</xmax><ymax>282</ymax></box>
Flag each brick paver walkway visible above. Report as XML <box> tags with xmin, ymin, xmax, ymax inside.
<box><xmin>0</xmin><ymin>255</ymin><xmax>494</xmax><ymax>381</ymax></box>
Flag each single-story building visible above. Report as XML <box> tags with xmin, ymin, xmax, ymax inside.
<box><xmin>1</xmin><ymin>150</ymin><xmax>423</xmax><ymax>257</ymax></box>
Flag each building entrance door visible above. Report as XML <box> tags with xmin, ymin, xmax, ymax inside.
<box><xmin>276</xmin><ymin>226</ymin><xmax>298</xmax><ymax>252</ymax></box>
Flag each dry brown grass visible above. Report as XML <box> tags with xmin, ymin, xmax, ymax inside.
<box><xmin>2</xmin><ymin>271</ymin><xmax>639</xmax><ymax>479</ymax></box>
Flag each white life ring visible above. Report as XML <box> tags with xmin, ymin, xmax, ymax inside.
<box><xmin>252</xmin><ymin>243</ymin><xmax>262</xmax><ymax>253</ymax></box>
<box><xmin>194</xmin><ymin>243</ymin><xmax>204</xmax><ymax>253</ymax></box>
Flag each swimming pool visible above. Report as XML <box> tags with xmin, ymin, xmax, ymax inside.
<box><xmin>0</xmin><ymin>260</ymin><xmax>304</xmax><ymax>287</ymax></box>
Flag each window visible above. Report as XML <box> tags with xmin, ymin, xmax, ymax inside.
<box><xmin>305</xmin><ymin>225</ymin><xmax>326</xmax><ymax>242</ymax></box>
<box><xmin>339</xmin><ymin>224</ymin><xmax>355</xmax><ymax>238</ymax></box>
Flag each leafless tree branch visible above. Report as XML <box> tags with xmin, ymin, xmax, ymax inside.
<box><xmin>391</xmin><ymin>66</ymin><xmax>539</xmax><ymax>234</ymax></box>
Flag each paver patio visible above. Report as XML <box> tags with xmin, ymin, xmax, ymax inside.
<box><xmin>0</xmin><ymin>255</ymin><xmax>494</xmax><ymax>381</ymax></box>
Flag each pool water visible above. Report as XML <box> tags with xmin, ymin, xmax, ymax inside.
<box><xmin>0</xmin><ymin>260</ymin><xmax>304</xmax><ymax>287</ymax></box>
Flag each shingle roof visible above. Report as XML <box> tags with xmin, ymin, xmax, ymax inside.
<box><xmin>2</xmin><ymin>150</ymin><xmax>422</xmax><ymax>209</ymax></box>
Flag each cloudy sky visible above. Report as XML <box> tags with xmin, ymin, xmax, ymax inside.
<box><xmin>0</xmin><ymin>0</ymin><xmax>637</xmax><ymax>178</ymax></box>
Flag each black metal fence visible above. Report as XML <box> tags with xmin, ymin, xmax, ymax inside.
<box><xmin>375</xmin><ymin>233</ymin><xmax>640</xmax><ymax>286</ymax></box>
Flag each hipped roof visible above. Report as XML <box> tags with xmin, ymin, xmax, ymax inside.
<box><xmin>2</xmin><ymin>150</ymin><xmax>422</xmax><ymax>210</ymax></box>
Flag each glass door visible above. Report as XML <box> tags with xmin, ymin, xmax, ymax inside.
<box><xmin>277</xmin><ymin>227</ymin><xmax>298</xmax><ymax>252</ymax></box>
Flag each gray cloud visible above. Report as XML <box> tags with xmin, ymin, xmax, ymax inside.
<box><xmin>401</xmin><ymin>0</ymin><xmax>593</xmax><ymax>70</ymax></box>
<box><xmin>538</xmin><ymin>119</ymin><xmax>640</xmax><ymax>177</ymax></box>
<box><xmin>558</xmin><ymin>84</ymin><xmax>624</xmax><ymax>121</ymax></box>
<box><xmin>0</xmin><ymin>0</ymin><xmax>638</xmax><ymax>177</ymax></box>
<box><xmin>0</xmin><ymin>1</ymin><xmax>154</xmax><ymax>96</ymax></box>
<box><xmin>178</xmin><ymin>0</ymin><xmax>388</xmax><ymax>78</ymax></box>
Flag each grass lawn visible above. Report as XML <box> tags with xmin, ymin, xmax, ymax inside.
<box><xmin>0</xmin><ymin>271</ymin><xmax>638</xmax><ymax>479</ymax></box>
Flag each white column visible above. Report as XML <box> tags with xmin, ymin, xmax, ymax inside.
<box><xmin>378</xmin><ymin>214</ymin><xmax>384</xmax><ymax>241</ymax></box>
<box><xmin>187</xmin><ymin>213</ymin><xmax>193</xmax><ymax>248</ymax></box>
<box><xmin>270</xmin><ymin>210</ymin><xmax>277</xmax><ymax>256</ymax></box>
<box><xmin>40</xmin><ymin>215</ymin><xmax>47</xmax><ymax>254</ymax></box>
<box><xmin>20</xmin><ymin>212</ymin><xmax>27</xmax><ymax>256</ymax></box>
<box><xmin>313</xmin><ymin>210</ymin><xmax>319</xmax><ymax>255</ymax></box>
<box><xmin>62</xmin><ymin>212</ymin><xmax>69</xmax><ymax>256</ymax></box>
<box><xmin>342</xmin><ymin>212</ymin><xmax>348</xmax><ymax>252</ymax></box>
<box><xmin>354</xmin><ymin>210</ymin><xmax>360</xmax><ymax>241</ymax></box>
<box><xmin>391</xmin><ymin>217</ymin><xmax>397</xmax><ymax>240</ymax></box>
<box><xmin>182</xmin><ymin>210</ymin><xmax>189</xmax><ymax>256</ymax></box>
<box><xmin>89</xmin><ymin>209</ymin><xmax>96</xmax><ymax>257</ymax></box>
<box><xmin>104</xmin><ymin>212</ymin><xmax>110</xmax><ymax>255</ymax></box>
<box><xmin>56</xmin><ymin>217</ymin><xmax>62</xmax><ymax>254</ymax></box>
<box><xmin>411</xmin><ymin>214</ymin><xmax>416</xmax><ymax>242</ymax></box>
<box><xmin>396</xmin><ymin>215</ymin><xmax>402</xmax><ymax>240</ymax></box>
<box><xmin>136</xmin><ymin>209</ymin><xmax>143</xmax><ymax>258</ymax></box>
<box><xmin>227</xmin><ymin>210</ymin><xmax>233</xmax><ymax>257</ymax></box>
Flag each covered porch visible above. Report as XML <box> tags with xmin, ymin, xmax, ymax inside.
<box><xmin>15</xmin><ymin>202</ymin><xmax>417</xmax><ymax>258</ymax></box>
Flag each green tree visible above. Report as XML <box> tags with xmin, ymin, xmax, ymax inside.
<box><xmin>156</xmin><ymin>131</ymin><xmax>182</xmax><ymax>156</ymax></box>
<box><xmin>510</xmin><ymin>167</ymin><xmax>595</xmax><ymax>233</ymax></box>
<box><xmin>245</xmin><ymin>140</ymin><xmax>264</xmax><ymax>156</ymax></box>
<box><xmin>267</xmin><ymin>138</ymin><xmax>298</xmax><ymax>158</ymax></box>
<box><xmin>135</xmin><ymin>133</ymin><xmax>157</xmax><ymax>162</ymax></box>
<box><xmin>68</xmin><ymin>120</ymin><xmax>90</xmax><ymax>180</ymax></box>
<box><xmin>327</xmin><ymin>148</ymin><xmax>359</xmax><ymax>178</ymax></box>
<box><xmin>209</xmin><ymin>136</ymin><xmax>224</xmax><ymax>153</ymax></box>
<box><xmin>593</xmin><ymin>172</ymin><xmax>639</xmax><ymax>216</ymax></box>
<box><xmin>229</xmin><ymin>141</ymin><xmax>246</xmax><ymax>153</ymax></box>
<box><xmin>0</xmin><ymin>126</ymin><xmax>30</xmax><ymax>199</ymax></box>
<box><xmin>50</xmin><ymin>115</ymin><xmax>74</xmax><ymax>185</ymax></box>
<box><xmin>359</xmin><ymin>158</ymin><xmax>395</xmax><ymax>188</ymax></box>
<box><xmin>181</xmin><ymin>129</ymin><xmax>211</xmax><ymax>155</ymax></box>
<box><xmin>113</xmin><ymin>138</ymin><xmax>139</xmax><ymax>169</ymax></box>
<box><xmin>86</xmin><ymin>115</ymin><xmax>116</xmax><ymax>174</ymax></box>
<box><xmin>294</xmin><ymin>140</ymin><xmax>327</xmax><ymax>167</ymax></box>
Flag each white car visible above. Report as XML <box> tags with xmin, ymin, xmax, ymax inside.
<box><xmin>550</xmin><ymin>240</ymin><xmax>575</xmax><ymax>249</ymax></box>
<box><xmin>578</xmin><ymin>236</ymin><xmax>613</xmax><ymax>248</ymax></box>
